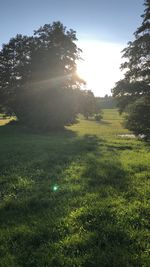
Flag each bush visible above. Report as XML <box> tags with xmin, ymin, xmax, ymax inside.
<box><xmin>124</xmin><ymin>96</ymin><xmax>150</xmax><ymax>140</ymax></box>
<box><xmin>94</xmin><ymin>113</ymin><xmax>103</xmax><ymax>122</ymax></box>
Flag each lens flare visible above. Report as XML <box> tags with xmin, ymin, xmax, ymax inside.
<box><xmin>52</xmin><ymin>184</ymin><xmax>59</xmax><ymax>192</ymax></box>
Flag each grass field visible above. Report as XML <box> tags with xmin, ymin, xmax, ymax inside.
<box><xmin>0</xmin><ymin>109</ymin><xmax>150</xmax><ymax>267</ymax></box>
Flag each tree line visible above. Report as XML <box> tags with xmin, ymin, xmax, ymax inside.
<box><xmin>96</xmin><ymin>95</ymin><xmax>117</xmax><ymax>109</ymax></box>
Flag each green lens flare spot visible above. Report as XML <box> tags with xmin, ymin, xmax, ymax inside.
<box><xmin>52</xmin><ymin>184</ymin><xmax>59</xmax><ymax>192</ymax></box>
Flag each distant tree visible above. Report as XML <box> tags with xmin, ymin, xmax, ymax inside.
<box><xmin>81</xmin><ymin>90</ymin><xmax>100</xmax><ymax>119</ymax></box>
<box><xmin>80</xmin><ymin>90</ymin><xmax>103</xmax><ymax>120</ymax></box>
<box><xmin>112</xmin><ymin>0</ymin><xmax>150</xmax><ymax>139</ymax></box>
<box><xmin>0</xmin><ymin>21</ymin><xmax>85</xmax><ymax>130</ymax></box>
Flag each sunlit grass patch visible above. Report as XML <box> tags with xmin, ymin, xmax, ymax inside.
<box><xmin>0</xmin><ymin>109</ymin><xmax>149</xmax><ymax>266</ymax></box>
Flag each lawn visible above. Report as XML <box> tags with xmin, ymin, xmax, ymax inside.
<box><xmin>0</xmin><ymin>109</ymin><xmax>149</xmax><ymax>267</ymax></box>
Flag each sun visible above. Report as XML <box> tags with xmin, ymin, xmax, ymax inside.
<box><xmin>77</xmin><ymin>61</ymin><xmax>91</xmax><ymax>82</ymax></box>
<box><xmin>76</xmin><ymin>59</ymin><xmax>102</xmax><ymax>93</ymax></box>
<box><xmin>76</xmin><ymin>40</ymin><xmax>124</xmax><ymax>96</ymax></box>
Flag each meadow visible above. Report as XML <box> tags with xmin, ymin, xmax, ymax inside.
<box><xmin>0</xmin><ymin>109</ymin><xmax>149</xmax><ymax>267</ymax></box>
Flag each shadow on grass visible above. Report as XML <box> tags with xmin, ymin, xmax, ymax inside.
<box><xmin>0</xmin><ymin>120</ymin><xmax>77</xmax><ymax>137</ymax></box>
<box><xmin>0</xmin><ymin>131</ymin><xmax>100</xmax><ymax>222</ymax></box>
<box><xmin>0</xmin><ymin>127</ymin><xmax>138</xmax><ymax>267</ymax></box>
<box><xmin>96</xmin><ymin>120</ymin><xmax>111</xmax><ymax>125</ymax></box>
<box><xmin>85</xmin><ymin>118</ymin><xmax>111</xmax><ymax>125</ymax></box>
<box><xmin>83</xmin><ymin>153</ymin><xmax>129</xmax><ymax>191</ymax></box>
<box><xmin>107</xmin><ymin>144</ymin><xmax>133</xmax><ymax>151</ymax></box>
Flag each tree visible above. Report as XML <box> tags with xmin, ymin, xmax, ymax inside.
<box><xmin>80</xmin><ymin>90</ymin><xmax>103</xmax><ymax>121</ymax></box>
<box><xmin>81</xmin><ymin>90</ymin><xmax>99</xmax><ymax>119</ymax></box>
<box><xmin>124</xmin><ymin>96</ymin><xmax>150</xmax><ymax>139</ymax></box>
<box><xmin>0</xmin><ymin>21</ymin><xmax>84</xmax><ymax>130</ymax></box>
<box><xmin>112</xmin><ymin>0</ymin><xmax>150</xmax><ymax>139</ymax></box>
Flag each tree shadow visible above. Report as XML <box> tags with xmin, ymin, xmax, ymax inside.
<box><xmin>0</xmin><ymin>121</ymin><xmax>77</xmax><ymax>137</ymax></box>
<box><xmin>82</xmin><ymin>153</ymin><xmax>129</xmax><ymax>191</ymax></box>
<box><xmin>96</xmin><ymin>120</ymin><xmax>111</xmax><ymax>125</ymax></box>
<box><xmin>0</xmin><ymin>129</ymin><xmax>135</xmax><ymax>266</ymax></box>
<box><xmin>107</xmin><ymin>144</ymin><xmax>133</xmax><ymax>151</ymax></box>
<box><xmin>0</xmin><ymin>131</ymin><xmax>100</xmax><ymax>223</ymax></box>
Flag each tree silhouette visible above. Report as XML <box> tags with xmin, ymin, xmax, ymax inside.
<box><xmin>0</xmin><ymin>21</ymin><xmax>85</xmax><ymax>130</ymax></box>
<box><xmin>112</xmin><ymin>0</ymin><xmax>150</xmax><ymax>139</ymax></box>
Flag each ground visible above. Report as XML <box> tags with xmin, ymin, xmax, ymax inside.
<box><xmin>0</xmin><ymin>109</ymin><xmax>150</xmax><ymax>267</ymax></box>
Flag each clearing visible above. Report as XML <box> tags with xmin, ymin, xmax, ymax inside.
<box><xmin>0</xmin><ymin>109</ymin><xmax>149</xmax><ymax>267</ymax></box>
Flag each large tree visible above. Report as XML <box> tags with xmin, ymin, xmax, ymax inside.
<box><xmin>0</xmin><ymin>21</ymin><xmax>85</xmax><ymax>130</ymax></box>
<box><xmin>112</xmin><ymin>0</ymin><xmax>150</xmax><ymax>139</ymax></box>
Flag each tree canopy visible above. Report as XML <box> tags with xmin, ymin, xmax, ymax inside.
<box><xmin>0</xmin><ymin>21</ymin><xmax>91</xmax><ymax>130</ymax></box>
<box><xmin>112</xmin><ymin>0</ymin><xmax>150</xmax><ymax>139</ymax></box>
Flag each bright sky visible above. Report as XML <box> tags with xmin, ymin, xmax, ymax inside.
<box><xmin>77</xmin><ymin>40</ymin><xmax>124</xmax><ymax>96</ymax></box>
<box><xmin>0</xmin><ymin>0</ymin><xmax>144</xmax><ymax>96</ymax></box>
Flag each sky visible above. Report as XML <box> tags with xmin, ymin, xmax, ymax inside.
<box><xmin>0</xmin><ymin>0</ymin><xmax>144</xmax><ymax>96</ymax></box>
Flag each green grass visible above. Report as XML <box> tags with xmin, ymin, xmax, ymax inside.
<box><xmin>0</xmin><ymin>109</ymin><xmax>149</xmax><ymax>267</ymax></box>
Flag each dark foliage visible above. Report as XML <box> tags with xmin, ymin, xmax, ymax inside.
<box><xmin>81</xmin><ymin>90</ymin><xmax>102</xmax><ymax>120</ymax></box>
<box><xmin>94</xmin><ymin>113</ymin><xmax>103</xmax><ymax>121</ymax></box>
<box><xmin>124</xmin><ymin>96</ymin><xmax>150</xmax><ymax>139</ymax></box>
<box><xmin>0</xmin><ymin>21</ymin><xmax>86</xmax><ymax>130</ymax></box>
<box><xmin>112</xmin><ymin>0</ymin><xmax>150</xmax><ymax>139</ymax></box>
